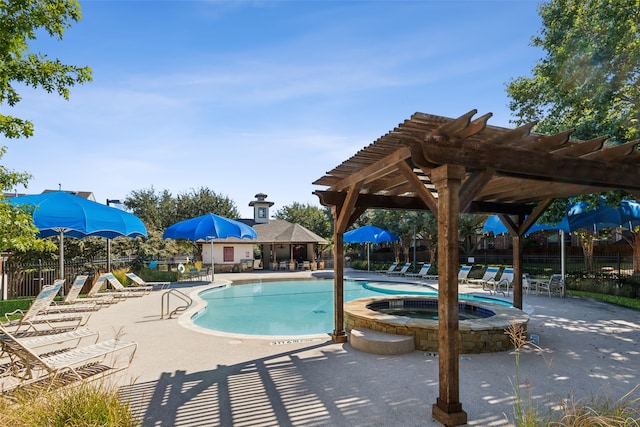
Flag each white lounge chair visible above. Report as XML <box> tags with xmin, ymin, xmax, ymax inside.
<box><xmin>494</xmin><ymin>268</ymin><xmax>515</xmax><ymax>296</ymax></box>
<box><xmin>125</xmin><ymin>272</ymin><xmax>170</xmax><ymax>290</ymax></box>
<box><xmin>466</xmin><ymin>266</ymin><xmax>500</xmax><ymax>289</ymax></box>
<box><xmin>457</xmin><ymin>265</ymin><xmax>473</xmax><ymax>284</ymax></box>
<box><xmin>387</xmin><ymin>262</ymin><xmax>412</xmax><ymax>276</ymax></box>
<box><xmin>0</xmin><ymin>328</ymin><xmax>100</xmax><ymax>381</ymax></box>
<box><xmin>0</xmin><ymin>324</ymin><xmax>136</xmax><ymax>391</ymax></box>
<box><xmin>405</xmin><ymin>264</ymin><xmax>437</xmax><ymax>280</ymax></box>
<box><xmin>376</xmin><ymin>262</ymin><xmax>398</xmax><ymax>274</ymax></box>
<box><xmin>2</xmin><ymin>281</ymin><xmax>92</xmax><ymax>335</ymax></box>
<box><xmin>89</xmin><ymin>273</ymin><xmax>149</xmax><ymax>298</ymax></box>
<box><xmin>404</xmin><ymin>263</ymin><xmax>431</xmax><ymax>278</ymax></box>
<box><xmin>45</xmin><ymin>275</ymin><xmax>99</xmax><ymax>313</ymax></box>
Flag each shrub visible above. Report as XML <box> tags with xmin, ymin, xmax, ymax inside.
<box><xmin>0</xmin><ymin>299</ymin><xmax>32</xmax><ymax>317</ymax></box>
<box><xmin>0</xmin><ymin>381</ymin><xmax>138</xmax><ymax>427</ymax></box>
<box><xmin>136</xmin><ymin>268</ymin><xmax>178</xmax><ymax>282</ymax></box>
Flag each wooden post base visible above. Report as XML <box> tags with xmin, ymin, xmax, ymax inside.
<box><xmin>432</xmin><ymin>402</ymin><xmax>467</xmax><ymax>426</ymax></box>
<box><xmin>331</xmin><ymin>331</ymin><xmax>348</xmax><ymax>343</ymax></box>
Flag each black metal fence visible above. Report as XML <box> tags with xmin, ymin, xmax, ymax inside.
<box><xmin>1</xmin><ymin>257</ymin><xmax>133</xmax><ymax>299</ymax></box>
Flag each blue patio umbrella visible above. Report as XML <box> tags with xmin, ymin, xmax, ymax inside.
<box><xmin>482</xmin><ymin>215</ymin><xmax>570</xmax><ymax>236</ymax></box>
<box><xmin>483</xmin><ymin>199</ymin><xmax>640</xmax><ymax>235</ymax></box>
<box><xmin>9</xmin><ymin>191</ymin><xmax>147</xmax><ymax>279</ymax></box>
<box><xmin>344</xmin><ymin>225</ymin><xmax>399</xmax><ymax>271</ymax></box>
<box><xmin>567</xmin><ymin>200</ymin><xmax>640</xmax><ymax>231</ymax></box>
<box><xmin>163</xmin><ymin>213</ymin><xmax>257</xmax><ymax>280</ymax></box>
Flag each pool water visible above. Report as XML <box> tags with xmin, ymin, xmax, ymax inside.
<box><xmin>374</xmin><ymin>308</ymin><xmax>489</xmax><ymax>321</ymax></box>
<box><xmin>192</xmin><ymin>279</ymin><xmax>509</xmax><ymax>337</ymax></box>
<box><xmin>193</xmin><ymin>279</ymin><xmax>389</xmax><ymax>336</ymax></box>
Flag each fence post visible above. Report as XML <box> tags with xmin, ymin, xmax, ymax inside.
<box><xmin>617</xmin><ymin>252</ymin><xmax>621</xmax><ymax>287</ymax></box>
<box><xmin>38</xmin><ymin>259</ymin><xmax>43</xmax><ymax>292</ymax></box>
<box><xmin>1</xmin><ymin>259</ymin><xmax>4</xmax><ymax>301</ymax></box>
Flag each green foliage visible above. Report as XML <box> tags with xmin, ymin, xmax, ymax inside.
<box><xmin>111</xmin><ymin>267</ymin><xmax>131</xmax><ymax>286</ymax></box>
<box><xmin>0</xmin><ymin>0</ymin><xmax>92</xmax><ymax>254</ymax></box>
<box><xmin>507</xmin><ymin>0</ymin><xmax>640</xmax><ymax>142</ymax></box>
<box><xmin>0</xmin><ymin>381</ymin><xmax>138</xmax><ymax>427</ymax></box>
<box><xmin>507</xmin><ymin>0</ymin><xmax>640</xmax><ymax>272</ymax></box>
<box><xmin>0</xmin><ymin>191</ymin><xmax>53</xmax><ymax>253</ymax></box>
<box><xmin>0</xmin><ymin>298</ymin><xmax>32</xmax><ymax>317</ymax></box>
<box><xmin>459</xmin><ymin>214</ymin><xmax>487</xmax><ymax>255</ymax></box>
<box><xmin>175</xmin><ymin>187</ymin><xmax>239</xmax><ymax>223</ymax></box>
<box><xmin>123</xmin><ymin>187</ymin><xmax>240</xmax><ymax>262</ymax></box>
<box><xmin>123</xmin><ymin>186</ymin><xmax>175</xmax><ymax>231</ymax></box>
<box><xmin>567</xmin><ymin>290</ymin><xmax>640</xmax><ymax>310</ymax></box>
<box><xmin>273</xmin><ymin>202</ymin><xmax>333</xmax><ymax>239</ymax></box>
<box><xmin>135</xmin><ymin>267</ymin><xmax>179</xmax><ymax>282</ymax></box>
<box><xmin>0</xmin><ymin>0</ymin><xmax>93</xmax><ymax>140</ymax></box>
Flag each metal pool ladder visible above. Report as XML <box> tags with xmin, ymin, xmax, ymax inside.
<box><xmin>161</xmin><ymin>289</ymin><xmax>192</xmax><ymax>319</ymax></box>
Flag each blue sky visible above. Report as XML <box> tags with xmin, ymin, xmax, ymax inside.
<box><xmin>4</xmin><ymin>0</ymin><xmax>543</xmax><ymax>219</ymax></box>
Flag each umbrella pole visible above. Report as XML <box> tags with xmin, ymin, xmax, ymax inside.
<box><xmin>59</xmin><ymin>231</ymin><xmax>64</xmax><ymax>281</ymax></box>
<box><xmin>560</xmin><ymin>230</ymin><xmax>566</xmax><ymax>295</ymax></box>
<box><xmin>211</xmin><ymin>239</ymin><xmax>219</xmax><ymax>282</ymax></box>
<box><xmin>367</xmin><ymin>243</ymin><xmax>370</xmax><ymax>272</ymax></box>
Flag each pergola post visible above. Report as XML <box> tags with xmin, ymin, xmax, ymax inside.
<box><xmin>512</xmin><ymin>234</ymin><xmax>524</xmax><ymax>309</ymax></box>
<box><xmin>431</xmin><ymin>164</ymin><xmax>467</xmax><ymax>426</ymax></box>
<box><xmin>332</xmin><ymin>208</ymin><xmax>348</xmax><ymax>343</ymax></box>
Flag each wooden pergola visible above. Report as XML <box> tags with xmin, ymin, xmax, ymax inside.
<box><xmin>312</xmin><ymin>110</ymin><xmax>640</xmax><ymax>426</ymax></box>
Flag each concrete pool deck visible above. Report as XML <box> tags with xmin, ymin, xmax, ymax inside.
<box><xmin>83</xmin><ymin>269</ymin><xmax>640</xmax><ymax>426</ymax></box>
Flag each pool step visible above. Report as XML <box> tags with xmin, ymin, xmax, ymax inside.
<box><xmin>349</xmin><ymin>327</ymin><xmax>414</xmax><ymax>355</ymax></box>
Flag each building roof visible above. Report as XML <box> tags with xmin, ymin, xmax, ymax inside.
<box><xmin>252</xmin><ymin>219</ymin><xmax>328</xmax><ymax>244</ymax></box>
<box><xmin>211</xmin><ymin>219</ymin><xmax>328</xmax><ymax>245</ymax></box>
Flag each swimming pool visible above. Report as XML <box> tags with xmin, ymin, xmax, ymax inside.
<box><xmin>192</xmin><ymin>279</ymin><xmax>386</xmax><ymax>336</ymax></box>
<box><xmin>190</xmin><ymin>279</ymin><xmax>512</xmax><ymax>337</ymax></box>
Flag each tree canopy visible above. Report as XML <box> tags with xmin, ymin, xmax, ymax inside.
<box><xmin>507</xmin><ymin>0</ymin><xmax>639</xmax><ymax>218</ymax></box>
<box><xmin>507</xmin><ymin>0</ymin><xmax>639</xmax><ymax>142</ymax></box>
<box><xmin>0</xmin><ymin>0</ymin><xmax>92</xmax><ymax>253</ymax></box>
<box><xmin>273</xmin><ymin>202</ymin><xmax>332</xmax><ymax>239</ymax></box>
<box><xmin>506</xmin><ymin>0</ymin><xmax>640</xmax><ymax>271</ymax></box>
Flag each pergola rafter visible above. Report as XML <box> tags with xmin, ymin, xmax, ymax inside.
<box><xmin>312</xmin><ymin>110</ymin><xmax>640</xmax><ymax>427</ymax></box>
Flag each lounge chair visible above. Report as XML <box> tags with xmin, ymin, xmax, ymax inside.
<box><xmin>457</xmin><ymin>265</ymin><xmax>473</xmax><ymax>284</ymax></box>
<box><xmin>125</xmin><ymin>272</ymin><xmax>170</xmax><ymax>290</ymax></box>
<box><xmin>46</xmin><ymin>275</ymin><xmax>100</xmax><ymax>313</ymax></box>
<box><xmin>0</xmin><ymin>328</ymin><xmax>100</xmax><ymax>381</ymax></box>
<box><xmin>387</xmin><ymin>262</ymin><xmax>412</xmax><ymax>276</ymax></box>
<box><xmin>0</xmin><ymin>324</ymin><xmax>136</xmax><ymax>391</ymax></box>
<box><xmin>2</xmin><ymin>281</ymin><xmax>91</xmax><ymax>335</ymax></box>
<box><xmin>405</xmin><ymin>264</ymin><xmax>437</xmax><ymax>280</ymax></box>
<box><xmin>489</xmin><ymin>268</ymin><xmax>514</xmax><ymax>296</ymax></box>
<box><xmin>466</xmin><ymin>266</ymin><xmax>500</xmax><ymax>289</ymax></box>
<box><xmin>376</xmin><ymin>262</ymin><xmax>398</xmax><ymax>274</ymax></box>
<box><xmin>106</xmin><ymin>273</ymin><xmax>152</xmax><ymax>294</ymax></box>
<box><xmin>253</xmin><ymin>259</ymin><xmax>263</xmax><ymax>270</ymax></box>
<box><xmin>87</xmin><ymin>274</ymin><xmax>138</xmax><ymax>300</ymax></box>
<box><xmin>79</xmin><ymin>275</ymin><xmax>120</xmax><ymax>305</ymax></box>
<box><xmin>535</xmin><ymin>274</ymin><xmax>564</xmax><ymax>297</ymax></box>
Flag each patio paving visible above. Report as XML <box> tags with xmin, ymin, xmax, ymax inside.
<box><xmin>83</xmin><ymin>269</ymin><xmax>640</xmax><ymax>426</ymax></box>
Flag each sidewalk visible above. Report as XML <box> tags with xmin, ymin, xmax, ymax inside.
<box><xmin>83</xmin><ymin>270</ymin><xmax>640</xmax><ymax>426</ymax></box>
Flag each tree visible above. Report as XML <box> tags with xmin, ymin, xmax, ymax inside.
<box><xmin>123</xmin><ymin>187</ymin><xmax>241</xmax><ymax>261</ymax></box>
<box><xmin>175</xmin><ymin>188</ymin><xmax>239</xmax><ymax>222</ymax></box>
<box><xmin>507</xmin><ymin>0</ymin><xmax>639</xmax><ymax>141</ymax></box>
<box><xmin>0</xmin><ymin>0</ymin><xmax>92</xmax><ymax>252</ymax></box>
<box><xmin>125</xmin><ymin>187</ymin><xmax>175</xmax><ymax>232</ymax></box>
<box><xmin>506</xmin><ymin>0</ymin><xmax>640</xmax><ymax>272</ymax></box>
<box><xmin>458</xmin><ymin>214</ymin><xmax>487</xmax><ymax>256</ymax></box>
<box><xmin>273</xmin><ymin>202</ymin><xmax>332</xmax><ymax>239</ymax></box>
